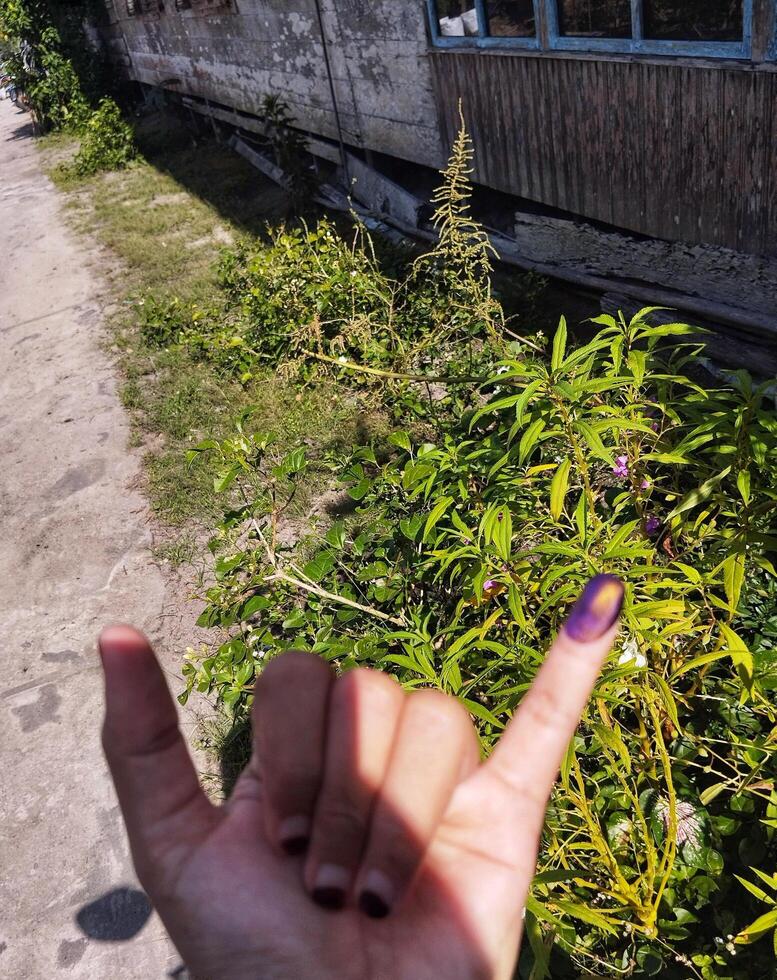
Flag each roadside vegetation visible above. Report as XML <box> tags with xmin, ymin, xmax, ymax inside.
<box><xmin>45</xmin><ymin>111</ymin><xmax>776</xmax><ymax>978</ymax></box>
<box><xmin>4</xmin><ymin>4</ymin><xmax>776</xmax><ymax>971</ymax></box>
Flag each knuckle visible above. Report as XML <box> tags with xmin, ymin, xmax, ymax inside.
<box><xmin>368</xmin><ymin>822</ymin><xmax>423</xmax><ymax>882</ymax></box>
<box><xmin>268</xmin><ymin>761</ymin><xmax>321</xmax><ymax>807</ymax></box>
<box><xmin>517</xmin><ymin>684</ymin><xmax>561</xmax><ymax>732</ymax></box>
<box><xmin>409</xmin><ymin>688</ymin><xmax>470</xmax><ymax>735</ymax></box>
<box><xmin>315</xmin><ymin>795</ymin><xmax>369</xmax><ymax>840</ymax></box>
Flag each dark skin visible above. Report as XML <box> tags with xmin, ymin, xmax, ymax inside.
<box><xmin>98</xmin><ymin>576</ymin><xmax>623</xmax><ymax>979</ymax></box>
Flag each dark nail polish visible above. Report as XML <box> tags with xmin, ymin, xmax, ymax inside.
<box><xmin>280</xmin><ymin>836</ymin><xmax>309</xmax><ymax>856</ymax></box>
<box><xmin>359</xmin><ymin>890</ymin><xmax>391</xmax><ymax>919</ymax></box>
<box><xmin>312</xmin><ymin>886</ymin><xmax>346</xmax><ymax>910</ymax></box>
<box><xmin>566</xmin><ymin>574</ymin><xmax>624</xmax><ymax>642</ymax></box>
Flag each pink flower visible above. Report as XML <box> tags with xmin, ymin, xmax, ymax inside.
<box><xmin>640</xmin><ymin>478</ymin><xmax>651</xmax><ymax>490</ymax></box>
<box><xmin>613</xmin><ymin>455</ymin><xmax>629</xmax><ymax>478</ymax></box>
<box><xmin>483</xmin><ymin>579</ymin><xmax>498</xmax><ymax>592</ymax></box>
<box><xmin>646</xmin><ymin>515</ymin><xmax>661</xmax><ymax>535</ymax></box>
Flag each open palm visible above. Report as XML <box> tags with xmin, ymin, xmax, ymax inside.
<box><xmin>99</xmin><ymin>575</ymin><xmax>623</xmax><ymax>980</ymax></box>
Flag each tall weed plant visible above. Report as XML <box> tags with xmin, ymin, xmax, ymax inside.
<box><xmin>167</xmin><ymin>121</ymin><xmax>777</xmax><ymax>976</ymax></box>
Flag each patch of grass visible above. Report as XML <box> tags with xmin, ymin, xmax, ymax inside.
<box><xmin>152</xmin><ymin>534</ymin><xmax>198</xmax><ymax>568</ymax></box>
<box><xmin>41</xmin><ymin>111</ymin><xmax>390</xmax><ymax>535</ymax></box>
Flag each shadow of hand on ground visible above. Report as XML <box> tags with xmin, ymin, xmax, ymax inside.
<box><xmin>75</xmin><ymin>886</ymin><xmax>151</xmax><ymax>941</ymax></box>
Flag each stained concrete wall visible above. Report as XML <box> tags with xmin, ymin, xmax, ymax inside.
<box><xmin>103</xmin><ymin>0</ymin><xmax>444</xmax><ymax>169</ymax></box>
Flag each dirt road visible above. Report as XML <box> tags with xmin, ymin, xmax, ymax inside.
<box><xmin>0</xmin><ymin>98</ymin><xmax>197</xmax><ymax>977</ymax></box>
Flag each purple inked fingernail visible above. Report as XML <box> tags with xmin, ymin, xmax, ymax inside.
<box><xmin>358</xmin><ymin>869</ymin><xmax>394</xmax><ymax>919</ymax></box>
<box><xmin>278</xmin><ymin>815</ymin><xmax>311</xmax><ymax>855</ymax></box>
<box><xmin>566</xmin><ymin>574</ymin><xmax>624</xmax><ymax>642</ymax></box>
<box><xmin>311</xmin><ymin>865</ymin><xmax>349</xmax><ymax>911</ymax></box>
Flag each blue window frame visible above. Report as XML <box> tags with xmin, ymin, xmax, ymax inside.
<box><xmin>428</xmin><ymin>0</ymin><xmax>756</xmax><ymax>59</ymax></box>
<box><xmin>426</xmin><ymin>0</ymin><xmax>541</xmax><ymax>49</ymax></box>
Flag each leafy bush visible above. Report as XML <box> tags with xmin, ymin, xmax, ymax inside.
<box><xmin>70</xmin><ymin>97</ymin><xmax>136</xmax><ymax>176</ymax></box>
<box><xmin>142</xmin><ymin>122</ymin><xmax>512</xmax><ymax>384</ymax></box>
<box><xmin>0</xmin><ymin>1</ymin><xmax>105</xmax><ymax>131</ymax></box>
<box><xmin>135</xmin><ymin>115</ymin><xmax>777</xmax><ymax>974</ymax></box>
<box><xmin>181</xmin><ymin>310</ymin><xmax>777</xmax><ymax>976</ymax></box>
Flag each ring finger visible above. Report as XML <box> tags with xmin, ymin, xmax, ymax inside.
<box><xmin>304</xmin><ymin>668</ymin><xmax>405</xmax><ymax>908</ymax></box>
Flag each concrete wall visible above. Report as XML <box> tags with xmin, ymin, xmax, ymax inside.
<box><xmin>102</xmin><ymin>0</ymin><xmax>445</xmax><ymax>169</ymax></box>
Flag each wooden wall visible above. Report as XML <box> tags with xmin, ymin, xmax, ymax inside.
<box><xmin>430</xmin><ymin>51</ymin><xmax>777</xmax><ymax>256</ymax></box>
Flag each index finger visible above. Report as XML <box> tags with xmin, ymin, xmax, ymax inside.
<box><xmin>485</xmin><ymin>574</ymin><xmax>624</xmax><ymax>801</ymax></box>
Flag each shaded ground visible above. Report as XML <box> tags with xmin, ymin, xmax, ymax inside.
<box><xmin>0</xmin><ymin>98</ymin><xmax>201</xmax><ymax>977</ymax></box>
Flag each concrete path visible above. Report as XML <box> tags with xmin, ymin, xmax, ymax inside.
<box><xmin>0</xmin><ymin>98</ymin><xmax>197</xmax><ymax>977</ymax></box>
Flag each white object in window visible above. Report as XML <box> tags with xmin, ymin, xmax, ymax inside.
<box><xmin>440</xmin><ymin>15</ymin><xmax>466</xmax><ymax>36</ymax></box>
<box><xmin>461</xmin><ymin>8</ymin><xmax>479</xmax><ymax>35</ymax></box>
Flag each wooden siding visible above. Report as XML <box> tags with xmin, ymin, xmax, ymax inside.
<box><xmin>430</xmin><ymin>51</ymin><xmax>777</xmax><ymax>255</ymax></box>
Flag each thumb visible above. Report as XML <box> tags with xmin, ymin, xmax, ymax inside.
<box><xmin>99</xmin><ymin>625</ymin><xmax>216</xmax><ymax>885</ymax></box>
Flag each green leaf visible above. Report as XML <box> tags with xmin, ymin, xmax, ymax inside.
<box><xmin>214</xmin><ymin>463</ymin><xmax>241</xmax><ymax>493</ymax></box>
<box><xmin>671</xmin><ymin>649</ymin><xmax>732</xmax><ymax>681</ymax></box>
<box><xmin>723</xmin><ymin>552</ymin><xmax>745</xmax><ymax>616</ymax></box>
<box><xmin>348</xmin><ymin>478</ymin><xmax>371</xmax><ymax>501</ymax></box>
<box><xmin>735</xmin><ymin>908</ymin><xmax>777</xmax><ymax>944</ymax></box>
<box><xmin>735</xmin><ymin>874</ymin><xmax>773</xmax><ymax>904</ymax></box>
<box><xmin>493</xmin><ymin>506</ymin><xmax>513</xmax><ymax>561</ymax></box>
<box><xmin>388</xmin><ymin>430</ymin><xmax>412</xmax><ymax>452</ymax></box>
<box><xmin>552</xmin><ymin>898</ymin><xmax>618</xmax><ymax>934</ymax></box>
<box><xmin>651</xmin><ymin>673</ymin><xmax>681</xmax><ymax>732</ymax></box>
<box><xmin>240</xmin><ymin>594</ymin><xmax>270</xmax><ymax>619</ymax></box>
<box><xmin>302</xmin><ymin>550</ymin><xmax>335</xmax><ymax>583</ymax></box>
<box><xmin>325</xmin><ymin>521</ymin><xmax>346</xmax><ymax>549</ymax></box>
<box><xmin>699</xmin><ymin>782</ymin><xmax>728</xmax><ymax>806</ymax></box>
<box><xmin>574</xmin><ymin>419</ymin><xmax>614</xmax><ymax>465</ymax></box>
<box><xmin>459</xmin><ymin>697</ymin><xmax>505</xmax><ymax>728</ymax></box>
<box><xmin>574</xmin><ymin>491</ymin><xmax>588</xmax><ymax>543</ymax></box>
<box><xmin>524</xmin><ymin>910</ymin><xmax>551</xmax><ymax>980</ymax></box>
<box><xmin>423</xmin><ymin>495</ymin><xmax>454</xmax><ymax>541</ymax></box>
<box><xmin>551</xmin><ymin>316</ymin><xmax>567</xmax><ymax>372</ymax></box>
<box><xmin>667</xmin><ymin>466</ymin><xmax>732</xmax><ymax>520</ymax></box>
<box><xmin>549</xmin><ymin>458</ymin><xmax>572</xmax><ymax>522</ymax></box>
<box><xmin>519</xmin><ymin>418</ymin><xmax>547</xmax><ymax>465</ymax></box>
<box><xmin>719</xmin><ymin>623</ymin><xmax>755</xmax><ymax>691</ymax></box>
<box><xmin>737</xmin><ymin>469</ymin><xmax>751</xmax><ymax>506</ymax></box>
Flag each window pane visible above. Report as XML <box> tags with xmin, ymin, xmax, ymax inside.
<box><xmin>558</xmin><ymin>0</ymin><xmax>632</xmax><ymax>38</ymax></box>
<box><xmin>486</xmin><ymin>0</ymin><xmax>536</xmax><ymax>37</ymax></box>
<box><xmin>437</xmin><ymin>2</ymin><xmax>480</xmax><ymax>35</ymax></box>
<box><xmin>643</xmin><ymin>1</ymin><xmax>743</xmax><ymax>41</ymax></box>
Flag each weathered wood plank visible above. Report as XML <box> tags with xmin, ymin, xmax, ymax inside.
<box><xmin>429</xmin><ymin>50</ymin><xmax>777</xmax><ymax>255</ymax></box>
<box><xmin>511</xmin><ymin>211</ymin><xmax>777</xmax><ymax>319</ymax></box>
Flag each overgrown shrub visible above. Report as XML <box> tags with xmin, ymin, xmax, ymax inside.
<box><xmin>182</xmin><ymin>311</ymin><xmax>777</xmax><ymax>975</ymax></box>
<box><xmin>0</xmin><ymin>1</ymin><xmax>106</xmax><ymax>131</ymax></box>
<box><xmin>69</xmin><ymin>97</ymin><xmax>136</xmax><ymax>176</ymax></box>
<box><xmin>141</xmin><ymin>122</ymin><xmax>514</xmax><ymax>385</ymax></box>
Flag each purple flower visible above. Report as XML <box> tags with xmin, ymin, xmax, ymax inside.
<box><xmin>646</xmin><ymin>515</ymin><xmax>661</xmax><ymax>536</ymax></box>
<box><xmin>640</xmin><ymin>478</ymin><xmax>651</xmax><ymax>490</ymax></box>
<box><xmin>483</xmin><ymin>579</ymin><xmax>498</xmax><ymax>592</ymax></box>
<box><xmin>613</xmin><ymin>455</ymin><xmax>629</xmax><ymax>478</ymax></box>
<box><xmin>651</xmin><ymin>420</ymin><xmax>660</xmax><ymax>433</ymax></box>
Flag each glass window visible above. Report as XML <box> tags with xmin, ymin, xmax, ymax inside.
<box><xmin>643</xmin><ymin>1</ymin><xmax>743</xmax><ymax>42</ymax></box>
<box><xmin>558</xmin><ymin>0</ymin><xmax>631</xmax><ymax>37</ymax></box>
<box><xmin>437</xmin><ymin>1</ymin><xmax>480</xmax><ymax>36</ymax></box>
<box><xmin>486</xmin><ymin>0</ymin><xmax>537</xmax><ymax>37</ymax></box>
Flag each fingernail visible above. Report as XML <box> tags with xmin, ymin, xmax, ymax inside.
<box><xmin>278</xmin><ymin>815</ymin><xmax>310</xmax><ymax>855</ymax></box>
<box><xmin>566</xmin><ymin>574</ymin><xmax>624</xmax><ymax>642</ymax></box>
<box><xmin>311</xmin><ymin>864</ymin><xmax>350</xmax><ymax>910</ymax></box>
<box><xmin>358</xmin><ymin>869</ymin><xmax>394</xmax><ymax>919</ymax></box>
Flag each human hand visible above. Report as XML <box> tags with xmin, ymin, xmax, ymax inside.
<box><xmin>99</xmin><ymin>574</ymin><xmax>623</xmax><ymax>980</ymax></box>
